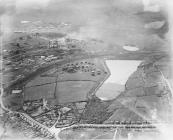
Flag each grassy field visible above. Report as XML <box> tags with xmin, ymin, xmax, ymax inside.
<box><xmin>23</xmin><ymin>58</ymin><xmax>109</xmax><ymax>104</ymax></box>
<box><xmin>59</xmin><ymin>127</ymin><xmax>116</xmax><ymax>140</ymax></box>
<box><xmin>24</xmin><ymin>83</ymin><xmax>56</xmax><ymax>100</ymax></box>
<box><xmin>57</xmin><ymin>71</ymin><xmax>103</xmax><ymax>82</ymax></box>
<box><xmin>57</xmin><ymin>59</ymin><xmax>108</xmax><ymax>82</ymax></box>
<box><xmin>55</xmin><ymin>81</ymin><xmax>96</xmax><ymax>104</ymax></box>
<box><xmin>25</xmin><ymin>76</ymin><xmax>56</xmax><ymax>87</ymax></box>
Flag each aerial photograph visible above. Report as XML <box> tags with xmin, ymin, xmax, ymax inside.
<box><xmin>0</xmin><ymin>0</ymin><xmax>173</xmax><ymax>139</ymax></box>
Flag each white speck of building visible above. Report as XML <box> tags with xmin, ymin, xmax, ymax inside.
<box><xmin>12</xmin><ymin>90</ymin><xmax>22</xmax><ymax>94</ymax></box>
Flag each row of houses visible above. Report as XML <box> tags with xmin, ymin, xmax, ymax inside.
<box><xmin>18</xmin><ymin>113</ymin><xmax>54</xmax><ymax>138</ymax></box>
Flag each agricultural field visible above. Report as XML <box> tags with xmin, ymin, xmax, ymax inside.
<box><xmin>25</xmin><ymin>76</ymin><xmax>56</xmax><ymax>87</ymax></box>
<box><xmin>1</xmin><ymin>0</ymin><xmax>172</xmax><ymax>139</ymax></box>
<box><xmin>23</xmin><ymin>58</ymin><xmax>110</xmax><ymax>105</ymax></box>
<box><xmin>55</xmin><ymin>81</ymin><xmax>95</xmax><ymax>104</ymax></box>
<box><xmin>24</xmin><ymin>83</ymin><xmax>56</xmax><ymax>101</ymax></box>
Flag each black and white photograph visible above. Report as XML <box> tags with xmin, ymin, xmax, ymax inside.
<box><xmin>0</xmin><ymin>0</ymin><xmax>173</xmax><ymax>139</ymax></box>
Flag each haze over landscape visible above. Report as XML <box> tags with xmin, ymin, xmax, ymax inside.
<box><xmin>0</xmin><ymin>0</ymin><xmax>173</xmax><ymax>140</ymax></box>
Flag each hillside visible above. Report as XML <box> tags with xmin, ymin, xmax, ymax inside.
<box><xmin>104</xmin><ymin>56</ymin><xmax>172</xmax><ymax>123</ymax></box>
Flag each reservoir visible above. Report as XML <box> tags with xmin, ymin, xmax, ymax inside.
<box><xmin>96</xmin><ymin>60</ymin><xmax>141</xmax><ymax>100</ymax></box>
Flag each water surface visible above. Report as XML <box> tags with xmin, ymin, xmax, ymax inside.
<box><xmin>96</xmin><ymin>60</ymin><xmax>141</xmax><ymax>100</ymax></box>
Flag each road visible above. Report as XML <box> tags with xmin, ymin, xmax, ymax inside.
<box><xmin>17</xmin><ymin>111</ymin><xmax>161</xmax><ymax>139</ymax></box>
<box><xmin>1</xmin><ymin>50</ymin><xmax>171</xmax><ymax>139</ymax></box>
